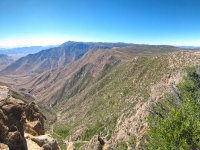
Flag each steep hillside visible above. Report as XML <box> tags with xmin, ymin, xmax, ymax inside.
<box><xmin>48</xmin><ymin>51</ymin><xmax>200</xmax><ymax>149</ymax></box>
<box><xmin>10</xmin><ymin>49</ymin><xmax>132</xmax><ymax>106</ymax></box>
<box><xmin>5</xmin><ymin>45</ymin><xmax>180</xmax><ymax>105</ymax></box>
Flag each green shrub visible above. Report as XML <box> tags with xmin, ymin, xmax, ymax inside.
<box><xmin>129</xmin><ymin>136</ymin><xmax>136</xmax><ymax>149</ymax></box>
<box><xmin>106</xmin><ymin>134</ymin><xmax>111</xmax><ymax>141</ymax></box>
<box><xmin>53</xmin><ymin>124</ymin><xmax>71</xmax><ymax>138</ymax></box>
<box><xmin>82</xmin><ymin>121</ymin><xmax>104</xmax><ymax>141</ymax></box>
<box><xmin>143</xmin><ymin>66</ymin><xmax>200</xmax><ymax>149</ymax></box>
<box><xmin>116</xmin><ymin>141</ymin><xmax>128</xmax><ymax>150</ymax></box>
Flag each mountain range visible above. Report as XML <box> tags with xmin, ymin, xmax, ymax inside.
<box><xmin>0</xmin><ymin>41</ymin><xmax>199</xmax><ymax>149</ymax></box>
<box><xmin>0</xmin><ymin>45</ymin><xmax>57</xmax><ymax>60</ymax></box>
<box><xmin>0</xmin><ymin>41</ymin><xmax>135</xmax><ymax>75</ymax></box>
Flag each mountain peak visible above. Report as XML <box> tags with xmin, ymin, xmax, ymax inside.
<box><xmin>59</xmin><ymin>41</ymin><xmax>77</xmax><ymax>47</ymax></box>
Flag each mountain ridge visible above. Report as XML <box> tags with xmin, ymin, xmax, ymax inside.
<box><xmin>0</xmin><ymin>42</ymin><xmax>135</xmax><ymax>75</ymax></box>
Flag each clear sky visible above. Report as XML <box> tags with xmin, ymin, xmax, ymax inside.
<box><xmin>0</xmin><ymin>0</ymin><xmax>200</xmax><ymax>47</ymax></box>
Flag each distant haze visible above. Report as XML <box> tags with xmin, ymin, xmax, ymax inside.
<box><xmin>0</xmin><ymin>46</ymin><xmax>57</xmax><ymax>60</ymax></box>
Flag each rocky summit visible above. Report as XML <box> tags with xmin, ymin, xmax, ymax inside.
<box><xmin>0</xmin><ymin>86</ymin><xmax>60</xmax><ymax>150</ymax></box>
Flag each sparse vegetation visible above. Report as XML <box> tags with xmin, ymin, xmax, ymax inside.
<box><xmin>116</xmin><ymin>141</ymin><xmax>128</xmax><ymax>150</ymax></box>
<box><xmin>53</xmin><ymin>123</ymin><xmax>71</xmax><ymax>138</ymax></box>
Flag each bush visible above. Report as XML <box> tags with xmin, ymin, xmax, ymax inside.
<box><xmin>53</xmin><ymin>124</ymin><xmax>71</xmax><ymax>138</ymax></box>
<box><xmin>143</xmin><ymin>66</ymin><xmax>200</xmax><ymax>149</ymax></box>
<box><xmin>82</xmin><ymin>121</ymin><xmax>104</xmax><ymax>141</ymax></box>
<box><xmin>116</xmin><ymin>141</ymin><xmax>128</xmax><ymax>150</ymax></box>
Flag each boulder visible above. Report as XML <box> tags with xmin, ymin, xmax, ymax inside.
<box><xmin>30</xmin><ymin>134</ymin><xmax>60</xmax><ymax>150</ymax></box>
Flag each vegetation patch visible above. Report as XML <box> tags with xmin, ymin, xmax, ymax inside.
<box><xmin>116</xmin><ymin>141</ymin><xmax>128</xmax><ymax>150</ymax></box>
<box><xmin>53</xmin><ymin>123</ymin><xmax>71</xmax><ymax>138</ymax></box>
<box><xmin>143</xmin><ymin>66</ymin><xmax>200</xmax><ymax>149</ymax></box>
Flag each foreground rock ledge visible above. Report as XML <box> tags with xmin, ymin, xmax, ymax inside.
<box><xmin>0</xmin><ymin>86</ymin><xmax>60</xmax><ymax>150</ymax></box>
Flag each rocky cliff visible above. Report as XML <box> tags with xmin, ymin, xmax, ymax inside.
<box><xmin>0</xmin><ymin>86</ymin><xmax>60</xmax><ymax>150</ymax></box>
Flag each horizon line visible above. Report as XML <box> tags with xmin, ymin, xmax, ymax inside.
<box><xmin>0</xmin><ymin>40</ymin><xmax>200</xmax><ymax>49</ymax></box>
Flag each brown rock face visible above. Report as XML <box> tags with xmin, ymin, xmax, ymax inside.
<box><xmin>0</xmin><ymin>142</ymin><xmax>9</xmax><ymax>150</ymax></box>
<box><xmin>0</xmin><ymin>99</ymin><xmax>27</xmax><ymax>150</ymax></box>
<box><xmin>0</xmin><ymin>86</ymin><xmax>60</xmax><ymax>150</ymax></box>
<box><xmin>24</xmin><ymin>102</ymin><xmax>45</xmax><ymax>135</ymax></box>
<box><xmin>6</xmin><ymin>131</ymin><xmax>27</xmax><ymax>150</ymax></box>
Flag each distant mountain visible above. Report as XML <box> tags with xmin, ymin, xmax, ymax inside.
<box><xmin>60</xmin><ymin>41</ymin><xmax>134</xmax><ymax>47</ymax></box>
<box><xmin>0</xmin><ymin>54</ymin><xmax>14</xmax><ymax>66</ymax></box>
<box><xmin>0</xmin><ymin>46</ymin><xmax>57</xmax><ymax>59</ymax></box>
<box><xmin>178</xmin><ymin>46</ymin><xmax>200</xmax><ymax>49</ymax></box>
<box><xmin>0</xmin><ymin>54</ymin><xmax>14</xmax><ymax>71</ymax></box>
<box><xmin>0</xmin><ymin>41</ymin><xmax>134</xmax><ymax>75</ymax></box>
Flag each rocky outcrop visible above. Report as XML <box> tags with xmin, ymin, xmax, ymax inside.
<box><xmin>88</xmin><ymin>135</ymin><xmax>105</xmax><ymax>150</ymax></box>
<box><xmin>80</xmin><ymin>135</ymin><xmax>104</xmax><ymax>150</ymax></box>
<box><xmin>0</xmin><ymin>86</ymin><xmax>27</xmax><ymax>150</ymax></box>
<box><xmin>0</xmin><ymin>86</ymin><xmax>60</xmax><ymax>150</ymax></box>
<box><xmin>25</xmin><ymin>133</ymin><xmax>60</xmax><ymax>150</ymax></box>
<box><xmin>24</xmin><ymin>102</ymin><xmax>45</xmax><ymax>136</ymax></box>
<box><xmin>66</xmin><ymin>142</ymin><xmax>76</xmax><ymax>150</ymax></box>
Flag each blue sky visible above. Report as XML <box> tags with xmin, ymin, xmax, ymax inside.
<box><xmin>0</xmin><ymin>0</ymin><xmax>200</xmax><ymax>47</ymax></box>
